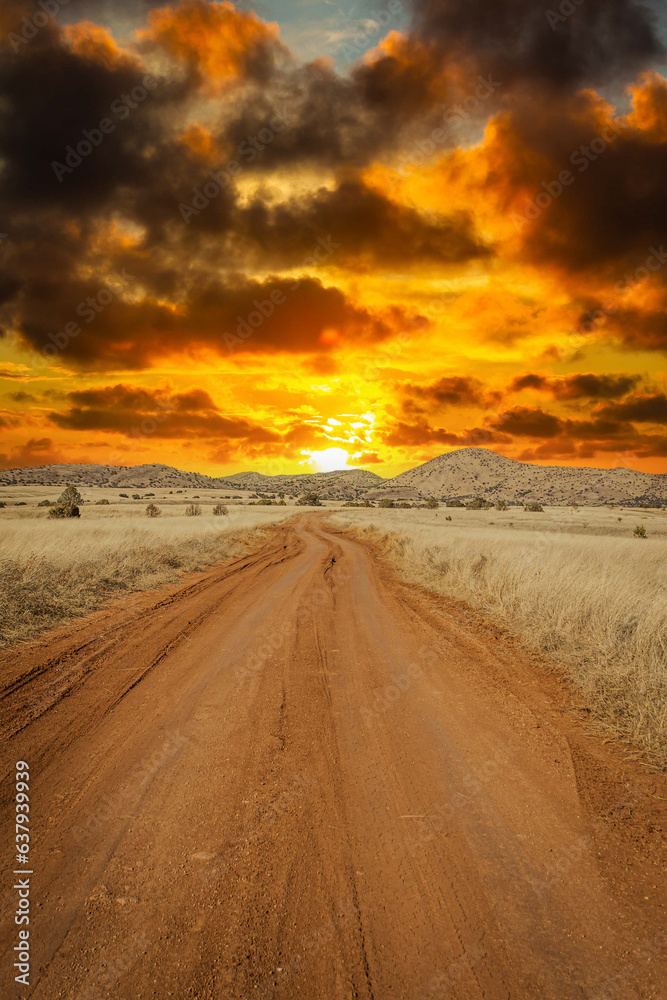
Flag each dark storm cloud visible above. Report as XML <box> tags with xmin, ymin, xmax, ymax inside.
<box><xmin>4</xmin><ymin>271</ymin><xmax>417</xmax><ymax>369</ymax></box>
<box><xmin>411</xmin><ymin>0</ymin><xmax>663</xmax><ymax>91</ymax></box>
<box><xmin>241</xmin><ymin>179</ymin><xmax>491</xmax><ymax>269</ymax></box>
<box><xmin>49</xmin><ymin>382</ymin><xmax>282</xmax><ymax>441</ymax></box>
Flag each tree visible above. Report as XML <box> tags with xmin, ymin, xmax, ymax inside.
<box><xmin>213</xmin><ymin>504</ymin><xmax>228</xmax><ymax>516</ymax></box>
<box><xmin>185</xmin><ymin>503</ymin><xmax>202</xmax><ymax>516</ymax></box>
<box><xmin>425</xmin><ymin>497</ymin><xmax>439</xmax><ymax>509</ymax></box>
<box><xmin>145</xmin><ymin>503</ymin><xmax>162</xmax><ymax>517</ymax></box>
<box><xmin>57</xmin><ymin>484</ymin><xmax>84</xmax><ymax>506</ymax></box>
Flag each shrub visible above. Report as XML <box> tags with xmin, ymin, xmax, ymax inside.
<box><xmin>49</xmin><ymin>504</ymin><xmax>80</xmax><ymax>519</ymax></box>
<box><xmin>119</xmin><ymin>493</ymin><xmax>128</xmax><ymax>498</ymax></box>
<box><xmin>37</xmin><ymin>500</ymin><xmax>52</xmax><ymax>507</ymax></box>
<box><xmin>445</xmin><ymin>515</ymin><xmax>452</xmax><ymax>521</ymax></box>
<box><xmin>466</xmin><ymin>496</ymin><xmax>493</xmax><ymax>510</ymax></box>
<box><xmin>57</xmin><ymin>485</ymin><xmax>84</xmax><ymax>506</ymax></box>
<box><xmin>0</xmin><ymin>501</ymin><xmax>5</xmax><ymax>508</ymax></box>
<box><xmin>634</xmin><ymin>524</ymin><xmax>647</xmax><ymax>538</ymax></box>
<box><xmin>378</xmin><ymin>499</ymin><xmax>395</xmax><ymax>508</ymax></box>
<box><xmin>185</xmin><ymin>503</ymin><xmax>202</xmax><ymax>516</ymax></box>
<box><xmin>95</xmin><ymin>498</ymin><xmax>110</xmax><ymax>505</ymax></box>
<box><xmin>296</xmin><ymin>493</ymin><xmax>322</xmax><ymax>506</ymax></box>
<box><xmin>145</xmin><ymin>503</ymin><xmax>162</xmax><ymax>518</ymax></box>
<box><xmin>213</xmin><ymin>504</ymin><xmax>228</xmax><ymax>516</ymax></box>
<box><xmin>524</xmin><ymin>503</ymin><xmax>545</xmax><ymax>513</ymax></box>
<box><xmin>424</xmin><ymin>497</ymin><xmax>439</xmax><ymax>509</ymax></box>
<box><xmin>495</xmin><ymin>499</ymin><xmax>510</xmax><ymax>511</ymax></box>
<box><xmin>445</xmin><ymin>499</ymin><xmax>465</xmax><ymax>508</ymax></box>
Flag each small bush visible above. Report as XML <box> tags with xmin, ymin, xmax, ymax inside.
<box><xmin>634</xmin><ymin>524</ymin><xmax>647</xmax><ymax>538</ymax></box>
<box><xmin>119</xmin><ymin>493</ymin><xmax>128</xmax><ymax>498</ymax></box>
<box><xmin>425</xmin><ymin>498</ymin><xmax>439</xmax><ymax>509</ymax></box>
<box><xmin>37</xmin><ymin>499</ymin><xmax>52</xmax><ymax>507</ymax></box>
<box><xmin>145</xmin><ymin>503</ymin><xmax>162</xmax><ymax>518</ymax></box>
<box><xmin>0</xmin><ymin>502</ymin><xmax>5</xmax><ymax>508</ymax></box>
<box><xmin>185</xmin><ymin>503</ymin><xmax>202</xmax><ymax>516</ymax></box>
<box><xmin>49</xmin><ymin>504</ymin><xmax>80</xmax><ymax>519</ymax></box>
<box><xmin>296</xmin><ymin>493</ymin><xmax>322</xmax><ymax>506</ymax></box>
<box><xmin>95</xmin><ymin>498</ymin><xmax>110</xmax><ymax>505</ymax></box>
<box><xmin>445</xmin><ymin>499</ymin><xmax>465</xmax><ymax>508</ymax></box>
<box><xmin>445</xmin><ymin>515</ymin><xmax>452</xmax><ymax>521</ymax></box>
<box><xmin>524</xmin><ymin>503</ymin><xmax>545</xmax><ymax>513</ymax></box>
<box><xmin>378</xmin><ymin>499</ymin><xmax>395</xmax><ymax>508</ymax></box>
<box><xmin>213</xmin><ymin>504</ymin><xmax>228</xmax><ymax>516</ymax></box>
<box><xmin>495</xmin><ymin>499</ymin><xmax>510</xmax><ymax>511</ymax></box>
<box><xmin>466</xmin><ymin>496</ymin><xmax>493</xmax><ymax>510</ymax></box>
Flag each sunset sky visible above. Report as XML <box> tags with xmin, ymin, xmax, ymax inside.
<box><xmin>1</xmin><ymin>0</ymin><xmax>667</xmax><ymax>476</ymax></box>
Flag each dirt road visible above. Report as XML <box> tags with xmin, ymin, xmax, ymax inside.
<box><xmin>1</xmin><ymin>516</ymin><xmax>666</xmax><ymax>999</ymax></box>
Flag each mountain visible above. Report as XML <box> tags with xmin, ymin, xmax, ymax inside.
<box><xmin>363</xmin><ymin>448</ymin><xmax>667</xmax><ymax>506</ymax></box>
<box><xmin>0</xmin><ymin>463</ymin><xmax>384</xmax><ymax>500</ymax></box>
<box><xmin>1</xmin><ymin>450</ymin><xmax>665</xmax><ymax>504</ymax></box>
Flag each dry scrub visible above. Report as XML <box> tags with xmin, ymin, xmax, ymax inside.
<box><xmin>335</xmin><ymin>510</ymin><xmax>667</xmax><ymax>761</ymax></box>
<box><xmin>0</xmin><ymin>509</ymin><xmax>289</xmax><ymax>647</ymax></box>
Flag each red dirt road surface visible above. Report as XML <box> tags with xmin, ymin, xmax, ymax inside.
<box><xmin>1</xmin><ymin>516</ymin><xmax>666</xmax><ymax>999</ymax></box>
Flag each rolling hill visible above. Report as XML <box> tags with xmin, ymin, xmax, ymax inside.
<box><xmin>0</xmin><ymin>463</ymin><xmax>384</xmax><ymax>500</ymax></box>
<box><xmin>363</xmin><ymin>448</ymin><xmax>667</xmax><ymax>506</ymax></box>
<box><xmin>1</xmin><ymin>449</ymin><xmax>665</xmax><ymax>505</ymax></box>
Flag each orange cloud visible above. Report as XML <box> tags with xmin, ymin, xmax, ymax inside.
<box><xmin>140</xmin><ymin>0</ymin><xmax>285</xmax><ymax>87</ymax></box>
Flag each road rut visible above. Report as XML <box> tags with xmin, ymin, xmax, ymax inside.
<box><xmin>1</xmin><ymin>516</ymin><xmax>665</xmax><ymax>999</ymax></box>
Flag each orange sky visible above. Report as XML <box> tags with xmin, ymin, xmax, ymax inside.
<box><xmin>1</xmin><ymin>0</ymin><xmax>667</xmax><ymax>476</ymax></box>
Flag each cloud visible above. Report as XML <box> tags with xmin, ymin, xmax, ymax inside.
<box><xmin>0</xmin><ymin>436</ymin><xmax>64</xmax><ymax>469</ymax></box>
<box><xmin>400</xmin><ymin>375</ymin><xmax>500</xmax><ymax>410</ymax></box>
<box><xmin>410</xmin><ymin>0</ymin><xmax>663</xmax><ymax>92</ymax></box>
<box><xmin>138</xmin><ymin>0</ymin><xmax>287</xmax><ymax>88</ymax></box>
<box><xmin>596</xmin><ymin>392</ymin><xmax>667</xmax><ymax>423</ymax></box>
<box><xmin>6</xmin><ymin>273</ymin><xmax>420</xmax><ymax>368</ymax></box>
<box><xmin>490</xmin><ymin>406</ymin><xmax>563</xmax><ymax>438</ymax></box>
<box><xmin>48</xmin><ymin>383</ymin><xmax>281</xmax><ymax>443</ymax></box>
<box><xmin>510</xmin><ymin>372</ymin><xmax>642</xmax><ymax>399</ymax></box>
<box><xmin>241</xmin><ymin>178</ymin><xmax>491</xmax><ymax>270</ymax></box>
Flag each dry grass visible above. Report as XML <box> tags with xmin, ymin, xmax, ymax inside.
<box><xmin>0</xmin><ymin>507</ymin><xmax>290</xmax><ymax>647</ymax></box>
<box><xmin>334</xmin><ymin>507</ymin><xmax>667</xmax><ymax>761</ymax></box>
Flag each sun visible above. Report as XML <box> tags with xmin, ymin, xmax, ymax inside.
<box><xmin>306</xmin><ymin>447</ymin><xmax>350</xmax><ymax>472</ymax></box>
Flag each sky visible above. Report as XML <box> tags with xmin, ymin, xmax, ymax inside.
<box><xmin>1</xmin><ymin>0</ymin><xmax>667</xmax><ymax>477</ymax></box>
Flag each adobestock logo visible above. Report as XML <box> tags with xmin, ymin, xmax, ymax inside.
<box><xmin>8</xmin><ymin>0</ymin><xmax>70</xmax><ymax>53</ymax></box>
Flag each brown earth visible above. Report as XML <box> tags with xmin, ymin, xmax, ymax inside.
<box><xmin>1</xmin><ymin>515</ymin><xmax>665</xmax><ymax>999</ymax></box>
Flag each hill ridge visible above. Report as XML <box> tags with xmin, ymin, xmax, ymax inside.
<box><xmin>0</xmin><ymin>449</ymin><xmax>665</xmax><ymax>505</ymax></box>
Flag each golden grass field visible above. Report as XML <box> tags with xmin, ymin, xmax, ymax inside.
<box><xmin>334</xmin><ymin>504</ymin><xmax>667</xmax><ymax>762</ymax></box>
<box><xmin>0</xmin><ymin>487</ymin><xmax>292</xmax><ymax>646</ymax></box>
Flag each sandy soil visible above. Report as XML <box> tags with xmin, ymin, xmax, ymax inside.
<box><xmin>1</xmin><ymin>515</ymin><xmax>665</xmax><ymax>999</ymax></box>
